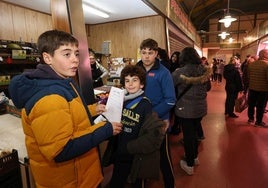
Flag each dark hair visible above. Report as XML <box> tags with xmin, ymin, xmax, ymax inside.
<box><xmin>37</xmin><ymin>30</ymin><xmax>78</xmax><ymax>59</ymax></box>
<box><xmin>170</xmin><ymin>51</ymin><xmax>180</xmax><ymax>63</ymax></box>
<box><xmin>157</xmin><ymin>48</ymin><xmax>169</xmax><ymax>62</ymax></box>
<box><xmin>120</xmin><ymin>65</ymin><xmax>146</xmax><ymax>88</ymax></box>
<box><xmin>180</xmin><ymin>47</ymin><xmax>201</xmax><ymax>64</ymax></box>
<box><xmin>88</xmin><ymin>48</ymin><xmax>96</xmax><ymax>58</ymax></box>
<box><xmin>139</xmin><ymin>38</ymin><xmax>158</xmax><ymax>51</ymax></box>
<box><xmin>201</xmin><ymin>56</ymin><xmax>207</xmax><ymax>61</ymax></box>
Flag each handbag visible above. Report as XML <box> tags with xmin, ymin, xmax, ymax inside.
<box><xmin>235</xmin><ymin>93</ymin><xmax>248</xmax><ymax>113</ymax></box>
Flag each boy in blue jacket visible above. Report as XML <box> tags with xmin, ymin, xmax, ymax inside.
<box><xmin>137</xmin><ymin>38</ymin><xmax>176</xmax><ymax>188</ymax></box>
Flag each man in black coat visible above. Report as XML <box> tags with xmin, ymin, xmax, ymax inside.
<box><xmin>223</xmin><ymin>56</ymin><xmax>243</xmax><ymax>118</ymax></box>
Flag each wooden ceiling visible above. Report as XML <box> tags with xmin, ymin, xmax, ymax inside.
<box><xmin>179</xmin><ymin>0</ymin><xmax>268</xmax><ymax>31</ymax></box>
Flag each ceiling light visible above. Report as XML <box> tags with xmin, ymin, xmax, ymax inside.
<box><xmin>228</xmin><ymin>37</ymin><xmax>234</xmax><ymax>43</ymax></box>
<box><xmin>218</xmin><ymin>0</ymin><xmax>237</xmax><ymax>28</ymax></box>
<box><xmin>82</xmin><ymin>4</ymin><xmax>109</xmax><ymax>18</ymax></box>
<box><xmin>219</xmin><ymin>15</ymin><xmax>237</xmax><ymax>28</ymax></box>
<box><xmin>218</xmin><ymin>32</ymin><xmax>230</xmax><ymax>39</ymax></box>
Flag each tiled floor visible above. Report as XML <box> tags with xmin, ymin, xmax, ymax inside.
<box><xmin>102</xmin><ymin>81</ymin><xmax>268</xmax><ymax>188</ymax></box>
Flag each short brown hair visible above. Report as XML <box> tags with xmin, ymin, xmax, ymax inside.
<box><xmin>139</xmin><ymin>38</ymin><xmax>158</xmax><ymax>51</ymax></box>
<box><xmin>120</xmin><ymin>65</ymin><xmax>146</xmax><ymax>88</ymax></box>
<box><xmin>37</xmin><ymin>30</ymin><xmax>78</xmax><ymax>58</ymax></box>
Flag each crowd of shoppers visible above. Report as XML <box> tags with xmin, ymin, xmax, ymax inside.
<box><xmin>7</xmin><ymin>29</ymin><xmax>267</xmax><ymax>188</ymax></box>
<box><xmin>222</xmin><ymin>51</ymin><xmax>267</xmax><ymax>127</ymax></box>
<box><xmin>211</xmin><ymin>58</ymin><xmax>225</xmax><ymax>83</ymax></box>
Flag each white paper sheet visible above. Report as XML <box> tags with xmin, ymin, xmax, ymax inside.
<box><xmin>94</xmin><ymin>89</ymin><xmax>106</xmax><ymax>95</ymax></box>
<box><xmin>102</xmin><ymin>86</ymin><xmax>124</xmax><ymax>122</ymax></box>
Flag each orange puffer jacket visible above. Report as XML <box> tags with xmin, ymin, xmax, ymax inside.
<box><xmin>9</xmin><ymin>71</ymin><xmax>113</xmax><ymax>188</ymax></box>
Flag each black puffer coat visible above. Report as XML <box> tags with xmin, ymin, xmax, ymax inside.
<box><xmin>223</xmin><ymin>63</ymin><xmax>243</xmax><ymax>92</ymax></box>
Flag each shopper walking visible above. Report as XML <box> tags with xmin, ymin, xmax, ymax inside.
<box><xmin>247</xmin><ymin>49</ymin><xmax>268</xmax><ymax>127</ymax></box>
<box><xmin>172</xmin><ymin>47</ymin><xmax>211</xmax><ymax>175</ymax></box>
<box><xmin>223</xmin><ymin>56</ymin><xmax>243</xmax><ymax>118</ymax></box>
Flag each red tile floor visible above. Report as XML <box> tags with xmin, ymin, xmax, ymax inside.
<box><xmin>101</xmin><ymin>81</ymin><xmax>268</xmax><ymax>188</ymax></box>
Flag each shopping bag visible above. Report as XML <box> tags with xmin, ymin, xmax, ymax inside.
<box><xmin>235</xmin><ymin>93</ymin><xmax>248</xmax><ymax>113</ymax></box>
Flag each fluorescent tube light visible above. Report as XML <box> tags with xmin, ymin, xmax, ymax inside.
<box><xmin>83</xmin><ymin>4</ymin><xmax>109</xmax><ymax>18</ymax></box>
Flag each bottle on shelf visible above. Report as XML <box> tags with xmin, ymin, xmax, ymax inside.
<box><xmin>6</xmin><ymin>56</ymin><xmax>12</xmax><ymax>64</ymax></box>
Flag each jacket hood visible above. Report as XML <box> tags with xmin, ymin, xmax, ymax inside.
<box><xmin>179</xmin><ymin>64</ymin><xmax>211</xmax><ymax>84</ymax></box>
<box><xmin>8</xmin><ymin>64</ymin><xmax>72</xmax><ymax>109</ymax></box>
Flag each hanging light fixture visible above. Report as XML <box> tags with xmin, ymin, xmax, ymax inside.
<box><xmin>218</xmin><ymin>32</ymin><xmax>230</xmax><ymax>39</ymax></box>
<box><xmin>228</xmin><ymin>37</ymin><xmax>234</xmax><ymax>43</ymax></box>
<box><xmin>219</xmin><ymin>0</ymin><xmax>237</xmax><ymax>28</ymax></box>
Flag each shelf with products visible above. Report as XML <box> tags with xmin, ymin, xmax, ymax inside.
<box><xmin>0</xmin><ymin>62</ymin><xmax>38</xmax><ymax>98</ymax></box>
<box><xmin>0</xmin><ymin>39</ymin><xmax>40</xmax><ymax>98</ymax></box>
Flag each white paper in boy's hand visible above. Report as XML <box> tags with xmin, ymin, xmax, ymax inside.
<box><xmin>102</xmin><ymin>86</ymin><xmax>124</xmax><ymax>122</ymax></box>
<box><xmin>94</xmin><ymin>115</ymin><xmax>106</xmax><ymax>124</ymax></box>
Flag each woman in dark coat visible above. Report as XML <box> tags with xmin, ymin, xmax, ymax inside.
<box><xmin>172</xmin><ymin>47</ymin><xmax>211</xmax><ymax>175</ymax></box>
